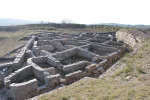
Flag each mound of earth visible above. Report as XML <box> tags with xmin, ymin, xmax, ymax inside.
<box><xmin>116</xmin><ymin>29</ymin><xmax>149</xmax><ymax>48</ymax></box>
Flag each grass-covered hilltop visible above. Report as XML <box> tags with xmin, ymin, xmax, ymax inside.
<box><xmin>0</xmin><ymin>23</ymin><xmax>150</xmax><ymax>100</ymax></box>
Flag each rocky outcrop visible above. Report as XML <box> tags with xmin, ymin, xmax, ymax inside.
<box><xmin>116</xmin><ymin>29</ymin><xmax>149</xmax><ymax>48</ymax></box>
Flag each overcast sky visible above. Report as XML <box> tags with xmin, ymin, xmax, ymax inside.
<box><xmin>0</xmin><ymin>0</ymin><xmax>150</xmax><ymax>25</ymax></box>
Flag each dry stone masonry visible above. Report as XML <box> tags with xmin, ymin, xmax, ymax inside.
<box><xmin>116</xmin><ymin>29</ymin><xmax>148</xmax><ymax>48</ymax></box>
<box><xmin>0</xmin><ymin>32</ymin><xmax>128</xmax><ymax>100</ymax></box>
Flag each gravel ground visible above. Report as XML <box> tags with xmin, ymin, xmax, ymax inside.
<box><xmin>0</xmin><ymin>87</ymin><xmax>8</xmax><ymax>100</ymax></box>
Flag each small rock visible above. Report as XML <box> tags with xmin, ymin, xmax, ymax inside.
<box><xmin>60</xmin><ymin>84</ymin><xmax>65</xmax><ymax>87</ymax></box>
<box><xmin>126</xmin><ymin>76</ymin><xmax>131</xmax><ymax>80</ymax></box>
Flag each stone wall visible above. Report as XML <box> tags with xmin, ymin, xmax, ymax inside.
<box><xmin>53</xmin><ymin>48</ymin><xmax>77</xmax><ymax>61</ymax></box>
<box><xmin>4</xmin><ymin>64</ymin><xmax>60</xmax><ymax>100</ymax></box>
<box><xmin>4</xmin><ymin>65</ymin><xmax>32</xmax><ymax>88</ymax></box>
<box><xmin>63</xmin><ymin>61</ymin><xmax>91</xmax><ymax>74</ymax></box>
<box><xmin>76</xmin><ymin>48</ymin><xmax>101</xmax><ymax>61</ymax></box>
<box><xmin>65</xmin><ymin>70</ymin><xmax>82</xmax><ymax>84</ymax></box>
<box><xmin>116</xmin><ymin>29</ymin><xmax>148</xmax><ymax>48</ymax></box>
<box><xmin>9</xmin><ymin>79</ymin><xmax>38</xmax><ymax>100</ymax></box>
<box><xmin>27</xmin><ymin>57</ymin><xmax>48</xmax><ymax>82</ymax></box>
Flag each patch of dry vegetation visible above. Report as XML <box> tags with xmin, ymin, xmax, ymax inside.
<box><xmin>0</xmin><ymin>30</ymin><xmax>38</xmax><ymax>56</ymax></box>
<box><xmin>38</xmin><ymin>77</ymin><xmax>150</xmax><ymax>100</ymax></box>
<box><xmin>113</xmin><ymin>39</ymin><xmax>150</xmax><ymax>78</ymax></box>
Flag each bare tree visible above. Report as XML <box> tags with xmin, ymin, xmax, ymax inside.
<box><xmin>40</xmin><ymin>21</ymin><xmax>44</xmax><ymax>24</ymax></box>
<box><xmin>61</xmin><ymin>19</ymin><xmax>74</xmax><ymax>24</ymax></box>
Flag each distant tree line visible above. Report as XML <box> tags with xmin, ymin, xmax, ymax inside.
<box><xmin>88</xmin><ymin>25</ymin><xmax>122</xmax><ymax>32</ymax></box>
<box><xmin>0</xmin><ymin>26</ymin><xmax>19</xmax><ymax>32</ymax></box>
<box><xmin>23</xmin><ymin>23</ymin><xmax>87</xmax><ymax>29</ymax></box>
<box><xmin>89</xmin><ymin>25</ymin><xmax>121</xmax><ymax>29</ymax></box>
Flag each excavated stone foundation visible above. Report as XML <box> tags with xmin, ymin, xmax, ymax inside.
<box><xmin>0</xmin><ymin>32</ymin><xmax>128</xmax><ymax>100</ymax></box>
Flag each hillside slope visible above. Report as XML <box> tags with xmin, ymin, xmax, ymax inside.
<box><xmin>31</xmin><ymin>37</ymin><xmax>150</xmax><ymax>100</ymax></box>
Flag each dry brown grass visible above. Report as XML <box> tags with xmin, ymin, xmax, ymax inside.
<box><xmin>38</xmin><ymin>77</ymin><xmax>150</xmax><ymax>100</ymax></box>
<box><xmin>0</xmin><ymin>30</ymin><xmax>39</xmax><ymax>56</ymax></box>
